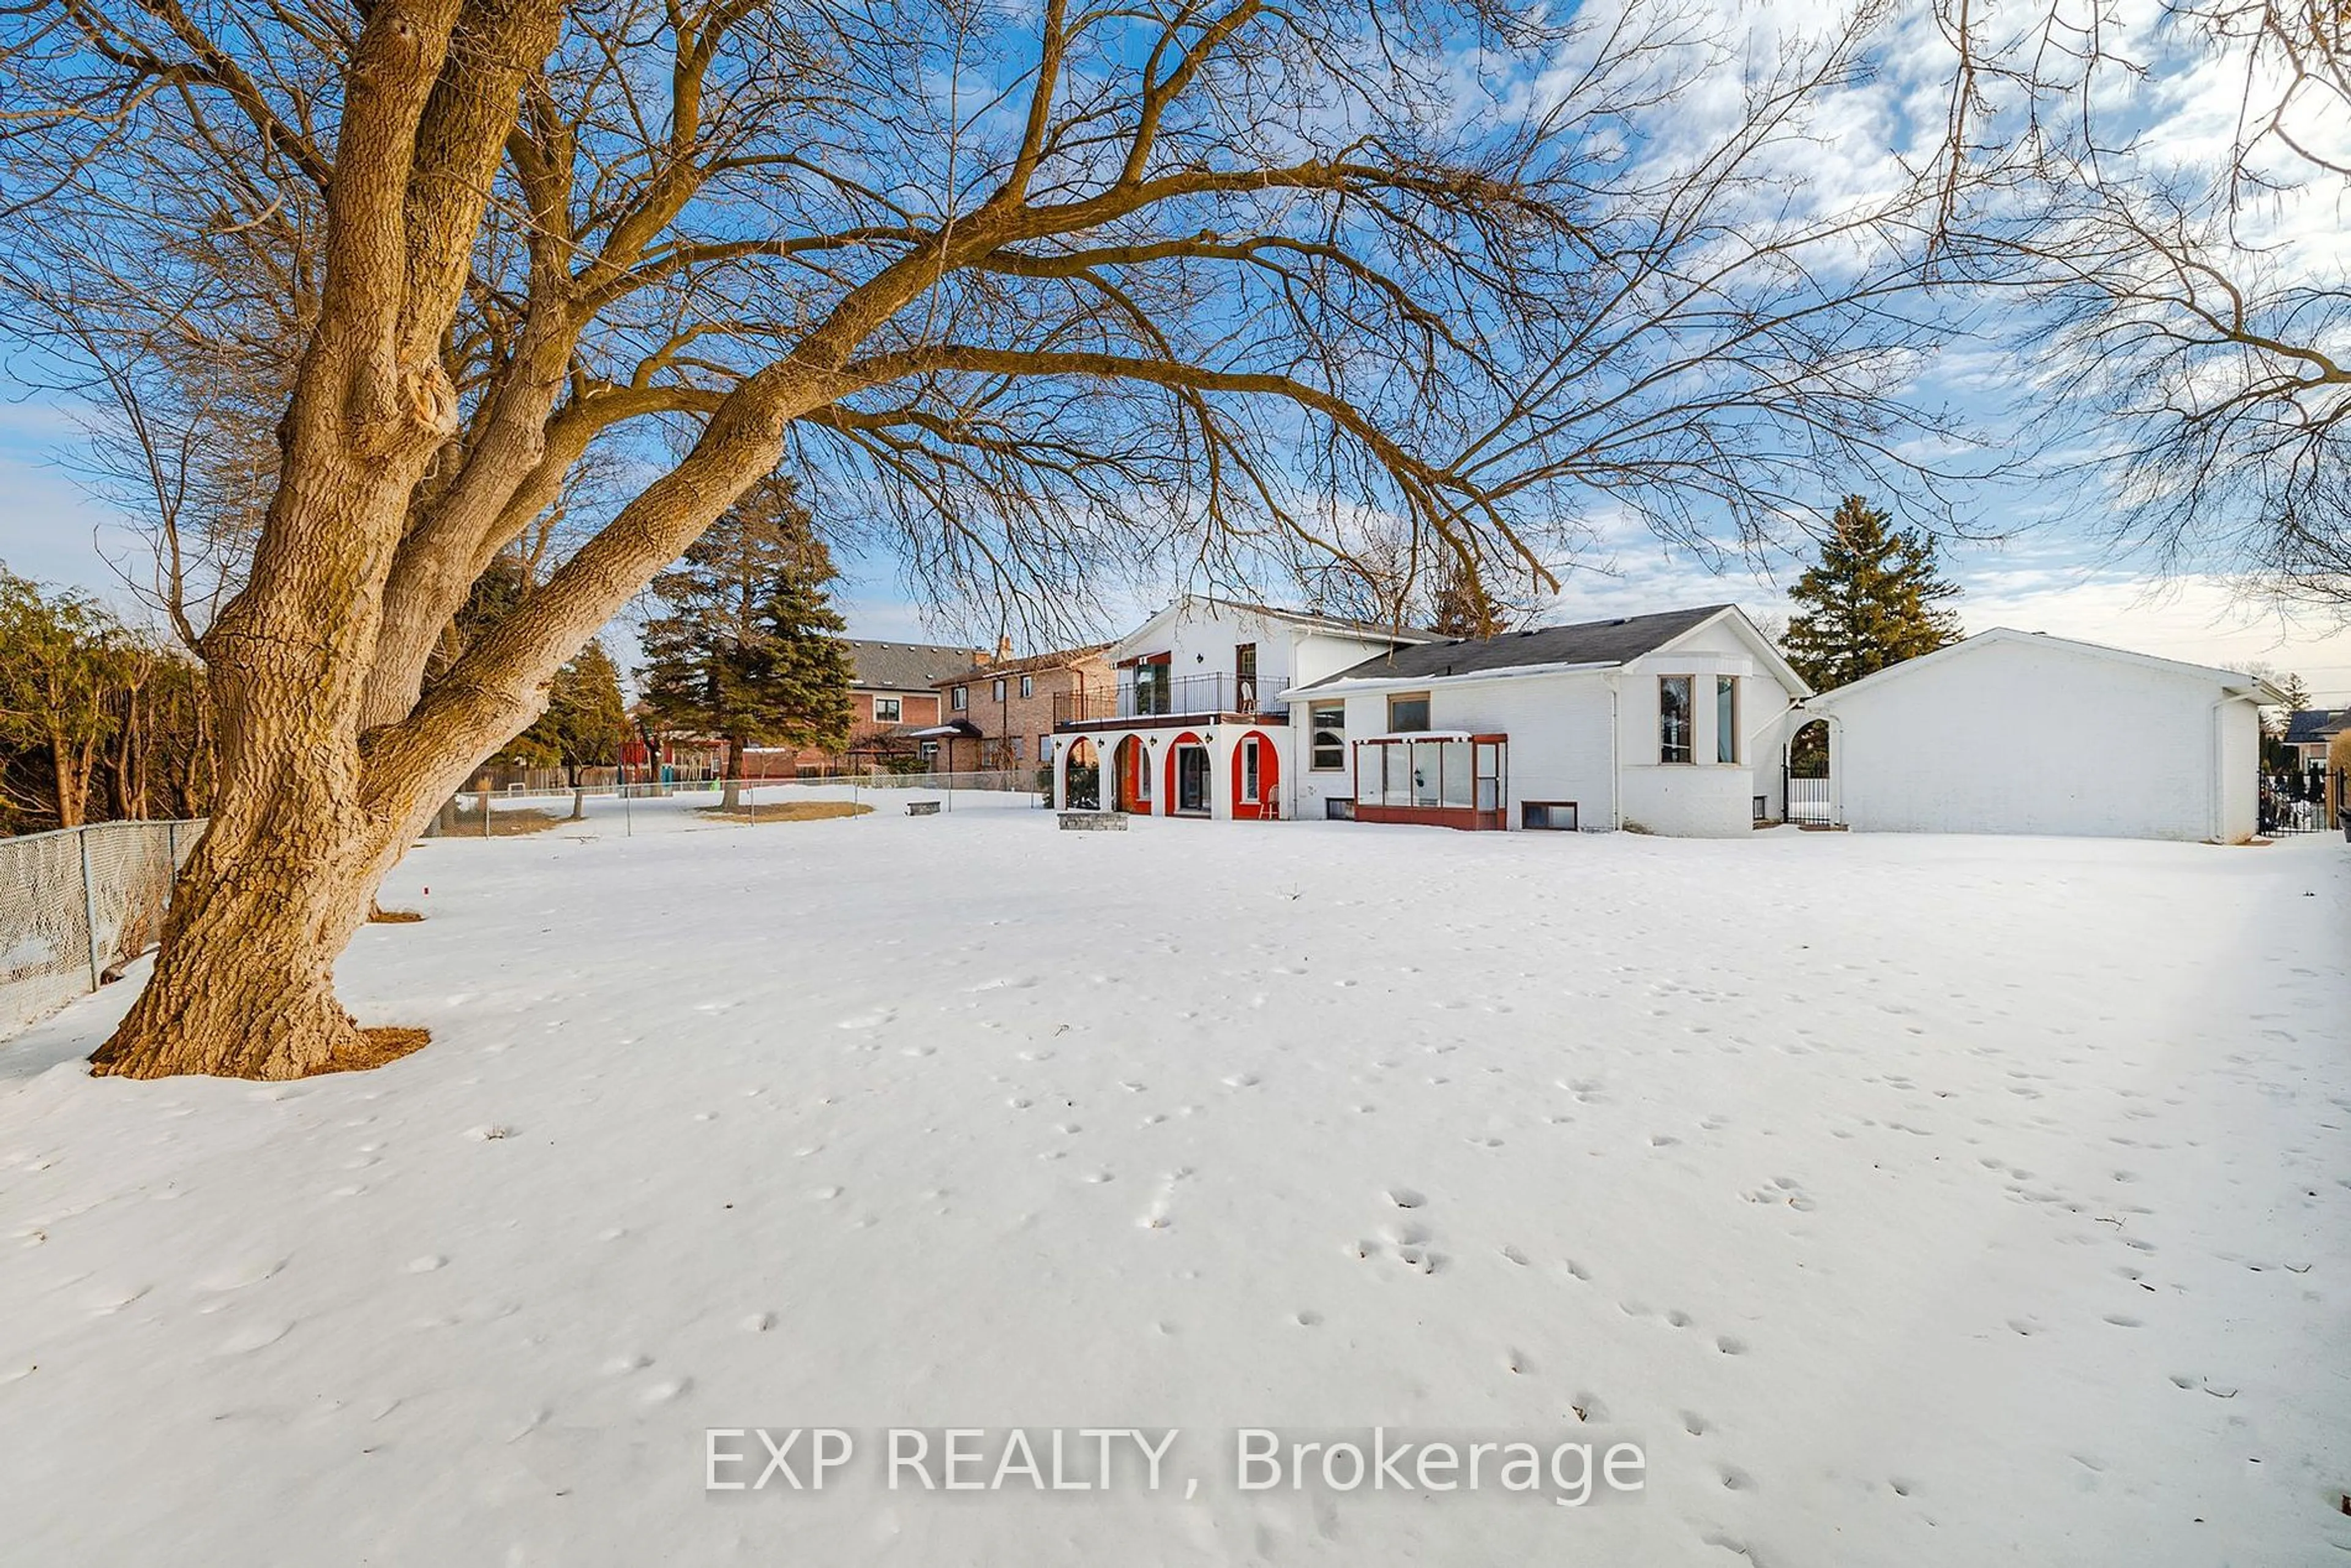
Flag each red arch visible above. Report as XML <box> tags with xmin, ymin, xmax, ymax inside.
<box><xmin>1164</xmin><ymin>730</ymin><xmax>1204</xmax><ymax>815</ymax></box>
<box><xmin>1117</xmin><ymin>735</ymin><xmax>1150</xmax><ymax>812</ymax></box>
<box><xmin>1231</xmin><ymin>729</ymin><xmax>1280</xmax><ymax>819</ymax></box>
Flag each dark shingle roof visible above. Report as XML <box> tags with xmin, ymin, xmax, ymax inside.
<box><xmin>1299</xmin><ymin>605</ymin><xmax>1734</xmax><ymax>689</ymax></box>
<box><xmin>845</xmin><ymin>639</ymin><xmax>982</xmax><ymax>691</ymax></box>
<box><xmin>2284</xmin><ymin>707</ymin><xmax>2349</xmax><ymax>745</ymax></box>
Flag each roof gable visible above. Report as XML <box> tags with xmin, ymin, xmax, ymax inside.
<box><xmin>1110</xmin><ymin>595</ymin><xmax>1438</xmax><ymax>659</ymax></box>
<box><xmin>1803</xmin><ymin>628</ymin><xmax>2285</xmax><ymax>707</ymax></box>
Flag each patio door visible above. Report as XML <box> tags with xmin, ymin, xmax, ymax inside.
<box><xmin>1176</xmin><ymin>744</ymin><xmax>1211</xmax><ymax>814</ymax></box>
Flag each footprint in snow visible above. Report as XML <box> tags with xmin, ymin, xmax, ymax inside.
<box><xmin>835</xmin><ymin>1011</ymin><xmax>893</xmax><ymax>1030</ymax></box>
<box><xmin>406</xmin><ymin>1255</ymin><xmax>447</xmax><ymax>1274</ymax></box>
<box><xmin>1386</xmin><ymin>1187</ymin><xmax>1425</xmax><ymax>1209</ymax></box>
<box><xmin>195</xmin><ymin>1256</ymin><xmax>288</xmax><ymax>1293</ymax></box>
<box><xmin>217</xmin><ymin>1320</ymin><xmax>293</xmax><ymax>1355</ymax></box>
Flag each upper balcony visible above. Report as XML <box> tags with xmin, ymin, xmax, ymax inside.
<box><xmin>1054</xmin><ymin>672</ymin><xmax>1281</xmax><ymax>730</ymax></box>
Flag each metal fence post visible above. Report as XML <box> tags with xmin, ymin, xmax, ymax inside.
<box><xmin>78</xmin><ymin>828</ymin><xmax>102</xmax><ymax>989</ymax></box>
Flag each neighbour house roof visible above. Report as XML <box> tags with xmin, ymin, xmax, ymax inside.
<box><xmin>931</xmin><ymin>642</ymin><xmax>1114</xmax><ymax>688</ymax></box>
<box><xmin>2284</xmin><ymin>707</ymin><xmax>2350</xmax><ymax>745</ymax></box>
<box><xmin>844</xmin><ymin>639</ymin><xmax>983</xmax><ymax>692</ymax></box>
<box><xmin>1111</xmin><ymin>596</ymin><xmax>1442</xmax><ymax>659</ymax></box>
<box><xmin>908</xmin><ymin>719</ymin><xmax>984</xmax><ymax>739</ymax></box>
<box><xmin>1294</xmin><ymin>604</ymin><xmax>1763</xmax><ymax>691</ymax></box>
<box><xmin>1801</xmin><ymin>628</ymin><xmax>2288</xmax><ymax>708</ymax></box>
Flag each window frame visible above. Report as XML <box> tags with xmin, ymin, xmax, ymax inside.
<box><xmin>872</xmin><ymin>696</ymin><xmax>902</xmax><ymax>724</ymax></box>
<box><xmin>1240</xmin><ymin>737</ymin><xmax>1262</xmax><ymax>803</ymax></box>
<box><xmin>1387</xmin><ymin>691</ymin><xmax>1432</xmax><ymax>733</ymax></box>
<box><xmin>950</xmin><ymin>685</ymin><xmax>968</xmax><ymax>713</ymax></box>
<box><xmin>1309</xmin><ymin>702</ymin><xmax>1346</xmax><ymax>771</ymax></box>
<box><xmin>1715</xmin><ymin>675</ymin><xmax>1739</xmax><ymax>764</ymax></box>
<box><xmin>1522</xmin><ymin>800</ymin><xmax>1578</xmax><ymax>830</ymax></box>
<box><xmin>991</xmin><ymin>677</ymin><xmax>1007</xmax><ymax>702</ymax></box>
<box><xmin>1657</xmin><ymin>675</ymin><xmax>1693</xmax><ymax>764</ymax></box>
<box><xmin>1019</xmin><ymin>674</ymin><xmax>1034</xmax><ymax>699</ymax></box>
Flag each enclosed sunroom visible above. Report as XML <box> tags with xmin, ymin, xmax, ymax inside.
<box><xmin>1346</xmin><ymin>732</ymin><xmax>1509</xmax><ymax>830</ymax></box>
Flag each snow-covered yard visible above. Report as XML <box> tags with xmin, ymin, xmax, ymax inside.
<box><xmin>3</xmin><ymin>800</ymin><xmax>2347</xmax><ymax>1566</ymax></box>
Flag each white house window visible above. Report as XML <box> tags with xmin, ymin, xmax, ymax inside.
<box><xmin>873</xmin><ymin>696</ymin><xmax>902</xmax><ymax>723</ymax></box>
<box><xmin>992</xmin><ymin>678</ymin><xmax>1007</xmax><ymax>702</ymax></box>
<box><xmin>1310</xmin><ymin>703</ymin><xmax>1345</xmax><ymax>771</ymax></box>
<box><xmin>950</xmin><ymin>686</ymin><xmax>968</xmax><ymax>712</ymax></box>
<box><xmin>1715</xmin><ymin>676</ymin><xmax>1739</xmax><ymax>763</ymax></box>
<box><xmin>1019</xmin><ymin>674</ymin><xmax>1033</xmax><ymax>699</ymax></box>
<box><xmin>1241</xmin><ymin>737</ymin><xmax>1262</xmax><ymax>802</ymax></box>
<box><xmin>1659</xmin><ymin>676</ymin><xmax>1693</xmax><ymax>763</ymax></box>
<box><xmin>918</xmin><ymin>741</ymin><xmax>939</xmax><ymax>762</ymax></box>
<box><xmin>1389</xmin><ymin>692</ymin><xmax>1431</xmax><ymax>732</ymax></box>
<box><xmin>1008</xmin><ymin>737</ymin><xmax>1024</xmax><ymax>762</ymax></box>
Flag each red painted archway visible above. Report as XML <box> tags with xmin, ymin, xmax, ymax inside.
<box><xmin>1163</xmin><ymin>731</ymin><xmax>1206</xmax><ymax>816</ymax></box>
<box><xmin>1231</xmin><ymin>730</ymin><xmax>1280</xmax><ymax>819</ymax></box>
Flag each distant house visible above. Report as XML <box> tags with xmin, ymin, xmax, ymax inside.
<box><xmin>2282</xmin><ymin>708</ymin><xmax>2347</xmax><ymax>773</ymax></box>
<box><xmin>743</xmin><ymin>638</ymin><xmax>980</xmax><ymax>776</ymax></box>
<box><xmin>921</xmin><ymin>643</ymin><xmax>1114</xmax><ymax>773</ymax></box>
<box><xmin>1799</xmin><ymin>629</ymin><xmax>2283</xmax><ymax>842</ymax></box>
<box><xmin>1050</xmin><ymin>598</ymin><xmax>1807</xmax><ymax>834</ymax></box>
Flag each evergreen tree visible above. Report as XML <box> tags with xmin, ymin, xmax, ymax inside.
<box><xmin>639</xmin><ymin>475</ymin><xmax>853</xmax><ymax>806</ymax></box>
<box><xmin>1782</xmin><ymin>496</ymin><xmax>1964</xmax><ymax>691</ymax></box>
<box><xmin>515</xmin><ymin>642</ymin><xmax>632</xmax><ymax>813</ymax></box>
<box><xmin>1428</xmin><ymin>559</ymin><xmax>1506</xmax><ymax>639</ymax></box>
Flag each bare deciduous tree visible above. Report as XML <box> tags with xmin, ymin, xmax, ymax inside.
<box><xmin>1935</xmin><ymin>0</ymin><xmax>2351</xmax><ymax>602</ymax></box>
<box><xmin>2</xmin><ymin>0</ymin><xmax>1987</xmax><ymax>1078</ymax></box>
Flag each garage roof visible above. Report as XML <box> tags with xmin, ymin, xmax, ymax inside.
<box><xmin>1802</xmin><ymin>628</ymin><xmax>2287</xmax><ymax>708</ymax></box>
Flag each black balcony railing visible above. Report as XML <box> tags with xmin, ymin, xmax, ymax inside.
<box><xmin>1053</xmin><ymin>672</ymin><xmax>1270</xmax><ymax>728</ymax></box>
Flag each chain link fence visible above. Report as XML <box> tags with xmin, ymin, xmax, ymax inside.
<box><xmin>423</xmin><ymin>771</ymin><xmax>1047</xmax><ymax>836</ymax></box>
<box><xmin>1</xmin><ymin>820</ymin><xmax>203</xmax><ymax>1041</ymax></box>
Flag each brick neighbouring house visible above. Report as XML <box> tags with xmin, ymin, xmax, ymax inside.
<box><xmin>743</xmin><ymin>638</ymin><xmax>982</xmax><ymax>776</ymax></box>
<box><xmin>921</xmin><ymin>642</ymin><xmax>1116</xmax><ymax>774</ymax></box>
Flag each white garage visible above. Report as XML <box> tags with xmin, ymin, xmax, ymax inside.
<box><xmin>1798</xmin><ymin>629</ymin><xmax>2281</xmax><ymax>842</ymax></box>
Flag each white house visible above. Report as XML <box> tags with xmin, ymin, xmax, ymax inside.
<box><xmin>1283</xmin><ymin>605</ymin><xmax>1810</xmax><ymax>835</ymax></box>
<box><xmin>1797</xmin><ymin>629</ymin><xmax>2282</xmax><ymax>842</ymax></box>
<box><xmin>1049</xmin><ymin>598</ymin><xmax>1433</xmax><ymax>819</ymax></box>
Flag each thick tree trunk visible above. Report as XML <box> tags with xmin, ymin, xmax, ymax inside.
<box><xmin>91</xmin><ymin>806</ymin><xmax>392</xmax><ymax>1079</ymax></box>
<box><xmin>721</xmin><ymin>734</ymin><xmax>746</xmax><ymax>811</ymax></box>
